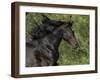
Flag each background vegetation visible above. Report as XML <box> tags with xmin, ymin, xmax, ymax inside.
<box><xmin>26</xmin><ymin>12</ymin><xmax>89</xmax><ymax>65</ymax></box>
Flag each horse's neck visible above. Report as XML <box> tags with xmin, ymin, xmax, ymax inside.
<box><xmin>53</xmin><ymin>29</ymin><xmax>63</xmax><ymax>48</ymax></box>
<box><xmin>42</xmin><ymin>28</ymin><xmax>63</xmax><ymax>50</ymax></box>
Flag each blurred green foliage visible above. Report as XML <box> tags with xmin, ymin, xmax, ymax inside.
<box><xmin>26</xmin><ymin>12</ymin><xmax>89</xmax><ymax>65</ymax></box>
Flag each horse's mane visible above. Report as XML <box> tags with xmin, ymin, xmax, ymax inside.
<box><xmin>30</xmin><ymin>14</ymin><xmax>73</xmax><ymax>40</ymax></box>
<box><xmin>30</xmin><ymin>23</ymin><xmax>57</xmax><ymax>40</ymax></box>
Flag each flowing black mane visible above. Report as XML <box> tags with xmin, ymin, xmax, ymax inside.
<box><xmin>30</xmin><ymin>20</ymin><xmax>73</xmax><ymax>40</ymax></box>
<box><xmin>30</xmin><ymin>14</ymin><xmax>67</xmax><ymax>39</ymax></box>
<box><xmin>30</xmin><ymin>24</ymin><xmax>56</xmax><ymax>39</ymax></box>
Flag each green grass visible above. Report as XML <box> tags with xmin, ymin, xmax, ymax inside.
<box><xmin>58</xmin><ymin>40</ymin><xmax>89</xmax><ymax>65</ymax></box>
<box><xmin>26</xmin><ymin>13</ymin><xmax>89</xmax><ymax>65</ymax></box>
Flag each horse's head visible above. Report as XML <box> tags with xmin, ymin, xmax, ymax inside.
<box><xmin>61</xmin><ymin>21</ymin><xmax>79</xmax><ymax>49</ymax></box>
<box><xmin>41</xmin><ymin>14</ymin><xmax>79</xmax><ymax>49</ymax></box>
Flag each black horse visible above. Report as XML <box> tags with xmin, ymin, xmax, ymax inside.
<box><xmin>26</xmin><ymin>15</ymin><xmax>79</xmax><ymax>67</ymax></box>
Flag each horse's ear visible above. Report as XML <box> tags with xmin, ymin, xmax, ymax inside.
<box><xmin>41</xmin><ymin>14</ymin><xmax>50</xmax><ymax>24</ymax></box>
<box><xmin>68</xmin><ymin>15</ymin><xmax>74</xmax><ymax>27</ymax></box>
